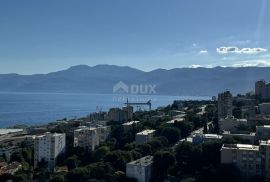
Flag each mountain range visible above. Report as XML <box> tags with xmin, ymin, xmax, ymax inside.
<box><xmin>0</xmin><ymin>65</ymin><xmax>269</xmax><ymax>96</ymax></box>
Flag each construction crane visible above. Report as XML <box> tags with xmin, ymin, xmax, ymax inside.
<box><xmin>124</xmin><ymin>98</ymin><xmax>152</xmax><ymax>111</ymax></box>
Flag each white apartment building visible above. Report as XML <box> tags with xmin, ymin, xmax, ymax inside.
<box><xmin>221</xmin><ymin>141</ymin><xmax>270</xmax><ymax>179</ymax></box>
<box><xmin>34</xmin><ymin>132</ymin><xmax>66</xmax><ymax>171</ymax></box>
<box><xmin>136</xmin><ymin>130</ymin><xmax>155</xmax><ymax>144</ymax></box>
<box><xmin>74</xmin><ymin>125</ymin><xmax>110</xmax><ymax>151</ymax></box>
<box><xmin>126</xmin><ymin>155</ymin><xmax>153</xmax><ymax>182</ymax></box>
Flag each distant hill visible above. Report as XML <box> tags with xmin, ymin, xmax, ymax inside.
<box><xmin>0</xmin><ymin>65</ymin><xmax>269</xmax><ymax>96</ymax></box>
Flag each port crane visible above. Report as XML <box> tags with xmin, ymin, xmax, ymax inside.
<box><xmin>124</xmin><ymin>99</ymin><xmax>152</xmax><ymax>111</ymax></box>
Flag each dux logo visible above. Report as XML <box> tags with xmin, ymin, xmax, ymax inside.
<box><xmin>113</xmin><ymin>81</ymin><xmax>129</xmax><ymax>94</ymax></box>
<box><xmin>113</xmin><ymin>81</ymin><xmax>157</xmax><ymax>94</ymax></box>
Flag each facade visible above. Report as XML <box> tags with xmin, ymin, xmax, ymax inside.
<box><xmin>34</xmin><ymin>132</ymin><xmax>66</xmax><ymax>171</ymax></box>
<box><xmin>219</xmin><ymin>115</ymin><xmax>247</xmax><ymax>132</ymax></box>
<box><xmin>88</xmin><ymin>112</ymin><xmax>108</xmax><ymax>122</ymax></box>
<box><xmin>256</xmin><ymin>125</ymin><xmax>270</xmax><ymax>141</ymax></box>
<box><xmin>123</xmin><ymin>105</ymin><xmax>134</xmax><ymax>120</ymax></box>
<box><xmin>218</xmin><ymin>91</ymin><xmax>233</xmax><ymax>119</ymax></box>
<box><xmin>259</xmin><ymin>103</ymin><xmax>270</xmax><ymax>115</ymax></box>
<box><xmin>255</xmin><ymin>80</ymin><xmax>270</xmax><ymax>99</ymax></box>
<box><xmin>222</xmin><ymin>131</ymin><xmax>256</xmax><ymax>144</ymax></box>
<box><xmin>126</xmin><ymin>155</ymin><xmax>153</xmax><ymax>182</ymax></box>
<box><xmin>247</xmin><ymin>115</ymin><xmax>270</xmax><ymax>126</ymax></box>
<box><xmin>96</xmin><ymin>125</ymin><xmax>111</xmax><ymax>142</ymax></box>
<box><xmin>136</xmin><ymin>130</ymin><xmax>156</xmax><ymax>144</ymax></box>
<box><xmin>74</xmin><ymin>127</ymin><xmax>99</xmax><ymax>151</ymax></box>
<box><xmin>221</xmin><ymin>141</ymin><xmax>270</xmax><ymax>179</ymax></box>
<box><xmin>74</xmin><ymin>125</ymin><xmax>110</xmax><ymax>151</ymax></box>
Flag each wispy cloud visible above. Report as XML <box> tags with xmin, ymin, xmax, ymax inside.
<box><xmin>232</xmin><ymin>59</ymin><xmax>270</xmax><ymax>67</ymax></box>
<box><xmin>199</xmin><ymin>50</ymin><xmax>208</xmax><ymax>54</ymax></box>
<box><xmin>188</xmin><ymin>64</ymin><xmax>213</xmax><ymax>68</ymax></box>
<box><xmin>217</xmin><ymin>46</ymin><xmax>267</xmax><ymax>54</ymax></box>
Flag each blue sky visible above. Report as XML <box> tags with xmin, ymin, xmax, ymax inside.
<box><xmin>0</xmin><ymin>0</ymin><xmax>270</xmax><ymax>74</ymax></box>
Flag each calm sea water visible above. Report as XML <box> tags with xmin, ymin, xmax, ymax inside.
<box><xmin>0</xmin><ymin>92</ymin><xmax>210</xmax><ymax>128</ymax></box>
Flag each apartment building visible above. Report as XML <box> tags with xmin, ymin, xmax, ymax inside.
<box><xmin>136</xmin><ymin>130</ymin><xmax>156</xmax><ymax>144</ymax></box>
<box><xmin>219</xmin><ymin>115</ymin><xmax>247</xmax><ymax>132</ymax></box>
<box><xmin>108</xmin><ymin>108</ymin><xmax>128</xmax><ymax>123</ymax></box>
<box><xmin>192</xmin><ymin>133</ymin><xmax>223</xmax><ymax>144</ymax></box>
<box><xmin>259</xmin><ymin>103</ymin><xmax>270</xmax><ymax>115</ymax></box>
<box><xmin>218</xmin><ymin>91</ymin><xmax>233</xmax><ymax>119</ymax></box>
<box><xmin>256</xmin><ymin>125</ymin><xmax>270</xmax><ymax>141</ymax></box>
<box><xmin>255</xmin><ymin>80</ymin><xmax>270</xmax><ymax>99</ymax></box>
<box><xmin>96</xmin><ymin>125</ymin><xmax>111</xmax><ymax>142</ymax></box>
<box><xmin>74</xmin><ymin>127</ymin><xmax>99</xmax><ymax>151</ymax></box>
<box><xmin>123</xmin><ymin>105</ymin><xmax>134</xmax><ymax>120</ymax></box>
<box><xmin>34</xmin><ymin>132</ymin><xmax>66</xmax><ymax>171</ymax></box>
<box><xmin>221</xmin><ymin>140</ymin><xmax>270</xmax><ymax>179</ymax></box>
<box><xmin>126</xmin><ymin>155</ymin><xmax>153</xmax><ymax>182</ymax></box>
<box><xmin>74</xmin><ymin>125</ymin><xmax>110</xmax><ymax>151</ymax></box>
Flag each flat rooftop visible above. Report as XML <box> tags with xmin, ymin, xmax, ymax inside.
<box><xmin>257</xmin><ymin>125</ymin><xmax>270</xmax><ymax>129</ymax></box>
<box><xmin>259</xmin><ymin>140</ymin><xmax>270</xmax><ymax>145</ymax></box>
<box><xmin>204</xmin><ymin>134</ymin><xmax>223</xmax><ymax>139</ymax></box>
<box><xmin>136</xmin><ymin>129</ymin><xmax>156</xmax><ymax>135</ymax></box>
<box><xmin>166</xmin><ymin>118</ymin><xmax>184</xmax><ymax>124</ymax></box>
<box><xmin>74</xmin><ymin>127</ymin><xmax>97</xmax><ymax>132</ymax></box>
<box><xmin>122</xmin><ymin>121</ymin><xmax>140</xmax><ymax>126</ymax></box>
<box><xmin>222</xmin><ymin>144</ymin><xmax>259</xmax><ymax>151</ymax></box>
<box><xmin>127</xmin><ymin>156</ymin><xmax>153</xmax><ymax>167</ymax></box>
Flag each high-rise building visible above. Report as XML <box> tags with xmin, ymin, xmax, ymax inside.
<box><xmin>123</xmin><ymin>105</ymin><xmax>134</xmax><ymax>120</ymax></box>
<box><xmin>74</xmin><ymin>125</ymin><xmax>110</xmax><ymax>151</ymax></box>
<box><xmin>221</xmin><ymin>140</ymin><xmax>270</xmax><ymax>179</ymax></box>
<box><xmin>108</xmin><ymin>108</ymin><xmax>128</xmax><ymax>123</ymax></box>
<box><xmin>255</xmin><ymin>80</ymin><xmax>270</xmax><ymax>99</ymax></box>
<box><xmin>126</xmin><ymin>156</ymin><xmax>153</xmax><ymax>182</ymax></box>
<box><xmin>74</xmin><ymin>127</ymin><xmax>99</xmax><ymax>151</ymax></box>
<box><xmin>218</xmin><ymin>91</ymin><xmax>233</xmax><ymax>119</ymax></box>
<box><xmin>34</xmin><ymin>132</ymin><xmax>66</xmax><ymax>171</ymax></box>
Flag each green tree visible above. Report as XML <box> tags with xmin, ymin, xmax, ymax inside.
<box><xmin>160</xmin><ymin>127</ymin><xmax>180</xmax><ymax>144</ymax></box>
<box><xmin>104</xmin><ymin>150</ymin><xmax>132</xmax><ymax>171</ymax></box>
<box><xmin>175</xmin><ymin>142</ymin><xmax>202</xmax><ymax>172</ymax></box>
<box><xmin>66</xmin><ymin>155</ymin><xmax>80</xmax><ymax>170</ymax></box>
<box><xmin>152</xmin><ymin>151</ymin><xmax>175</xmax><ymax>181</ymax></box>
<box><xmin>93</xmin><ymin>146</ymin><xmax>110</xmax><ymax>162</ymax></box>
<box><xmin>10</xmin><ymin>151</ymin><xmax>24</xmax><ymax>163</ymax></box>
<box><xmin>51</xmin><ymin>174</ymin><xmax>65</xmax><ymax>182</ymax></box>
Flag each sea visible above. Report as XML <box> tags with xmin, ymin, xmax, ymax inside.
<box><xmin>0</xmin><ymin>92</ymin><xmax>210</xmax><ymax>128</ymax></box>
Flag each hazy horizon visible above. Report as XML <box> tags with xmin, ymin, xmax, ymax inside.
<box><xmin>2</xmin><ymin>64</ymin><xmax>270</xmax><ymax>76</ymax></box>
